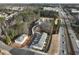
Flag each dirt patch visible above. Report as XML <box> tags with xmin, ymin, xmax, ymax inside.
<box><xmin>48</xmin><ymin>34</ymin><xmax>60</xmax><ymax>55</ymax></box>
<box><xmin>0</xmin><ymin>48</ymin><xmax>11</xmax><ymax>55</ymax></box>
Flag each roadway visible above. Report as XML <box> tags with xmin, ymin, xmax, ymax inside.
<box><xmin>58</xmin><ymin>5</ymin><xmax>74</xmax><ymax>55</ymax></box>
<box><xmin>59</xmin><ymin>5</ymin><xmax>79</xmax><ymax>55</ymax></box>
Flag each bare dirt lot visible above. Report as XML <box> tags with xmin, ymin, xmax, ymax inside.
<box><xmin>48</xmin><ymin>34</ymin><xmax>60</xmax><ymax>55</ymax></box>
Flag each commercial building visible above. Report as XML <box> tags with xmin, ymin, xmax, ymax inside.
<box><xmin>15</xmin><ymin>34</ymin><xmax>29</xmax><ymax>45</ymax></box>
<box><xmin>30</xmin><ymin>32</ymin><xmax>48</xmax><ymax>50</ymax></box>
<box><xmin>43</xmin><ymin>7</ymin><xmax>59</xmax><ymax>12</ymax></box>
<box><xmin>12</xmin><ymin>34</ymin><xmax>32</xmax><ymax>48</ymax></box>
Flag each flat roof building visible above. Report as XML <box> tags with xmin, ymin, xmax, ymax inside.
<box><xmin>12</xmin><ymin>34</ymin><xmax>32</xmax><ymax>48</ymax></box>
<box><xmin>15</xmin><ymin>34</ymin><xmax>29</xmax><ymax>45</ymax></box>
<box><xmin>30</xmin><ymin>32</ymin><xmax>48</xmax><ymax>50</ymax></box>
<box><xmin>43</xmin><ymin>7</ymin><xmax>59</xmax><ymax>12</ymax></box>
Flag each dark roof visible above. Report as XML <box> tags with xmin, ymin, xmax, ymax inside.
<box><xmin>10</xmin><ymin>48</ymin><xmax>35</xmax><ymax>55</ymax></box>
<box><xmin>30</xmin><ymin>32</ymin><xmax>47</xmax><ymax>50</ymax></box>
<box><xmin>10</xmin><ymin>48</ymin><xmax>46</xmax><ymax>55</ymax></box>
<box><xmin>30</xmin><ymin>32</ymin><xmax>42</xmax><ymax>47</ymax></box>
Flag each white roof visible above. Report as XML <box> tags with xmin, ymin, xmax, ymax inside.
<box><xmin>71</xmin><ymin>9</ymin><xmax>79</xmax><ymax>13</ymax></box>
<box><xmin>76</xmin><ymin>40</ymin><xmax>79</xmax><ymax>48</ymax></box>
<box><xmin>43</xmin><ymin>7</ymin><xmax>59</xmax><ymax>12</ymax></box>
<box><xmin>15</xmin><ymin>34</ymin><xmax>28</xmax><ymax>45</ymax></box>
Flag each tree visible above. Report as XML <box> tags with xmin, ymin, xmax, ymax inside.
<box><xmin>7</xmin><ymin>29</ymin><xmax>17</xmax><ymax>40</ymax></box>
<box><xmin>4</xmin><ymin>34</ymin><xmax>11</xmax><ymax>45</ymax></box>
<box><xmin>0</xmin><ymin>17</ymin><xmax>5</xmax><ymax>23</ymax></box>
